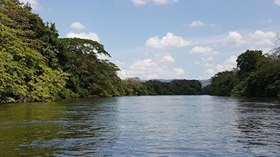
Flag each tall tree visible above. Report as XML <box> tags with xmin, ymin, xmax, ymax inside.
<box><xmin>58</xmin><ymin>38</ymin><xmax>123</xmax><ymax>97</ymax></box>
<box><xmin>0</xmin><ymin>0</ymin><xmax>67</xmax><ymax>102</ymax></box>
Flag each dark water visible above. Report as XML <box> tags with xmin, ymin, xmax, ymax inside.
<box><xmin>0</xmin><ymin>96</ymin><xmax>280</xmax><ymax>156</ymax></box>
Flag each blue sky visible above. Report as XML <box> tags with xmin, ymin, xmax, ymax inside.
<box><xmin>20</xmin><ymin>0</ymin><xmax>280</xmax><ymax>79</ymax></box>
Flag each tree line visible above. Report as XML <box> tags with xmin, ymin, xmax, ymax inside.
<box><xmin>205</xmin><ymin>49</ymin><xmax>280</xmax><ymax>97</ymax></box>
<box><xmin>123</xmin><ymin>78</ymin><xmax>202</xmax><ymax>96</ymax></box>
<box><xmin>0</xmin><ymin>0</ymin><xmax>202</xmax><ymax>103</ymax></box>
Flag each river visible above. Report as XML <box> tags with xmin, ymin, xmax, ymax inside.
<box><xmin>0</xmin><ymin>96</ymin><xmax>280</xmax><ymax>156</ymax></box>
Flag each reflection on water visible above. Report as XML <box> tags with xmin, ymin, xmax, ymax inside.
<box><xmin>0</xmin><ymin>101</ymin><xmax>65</xmax><ymax>156</ymax></box>
<box><xmin>0</xmin><ymin>96</ymin><xmax>279</xmax><ymax>156</ymax></box>
<box><xmin>234</xmin><ymin>98</ymin><xmax>280</xmax><ymax>155</ymax></box>
<box><xmin>0</xmin><ymin>98</ymin><xmax>119</xmax><ymax>156</ymax></box>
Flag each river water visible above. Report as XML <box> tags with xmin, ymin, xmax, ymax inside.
<box><xmin>0</xmin><ymin>96</ymin><xmax>280</xmax><ymax>156</ymax></box>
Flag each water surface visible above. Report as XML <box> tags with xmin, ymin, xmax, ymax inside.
<box><xmin>0</xmin><ymin>96</ymin><xmax>280</xmax><ymax>156</ymax></box>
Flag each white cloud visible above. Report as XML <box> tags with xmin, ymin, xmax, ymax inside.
<box><xmin>146</xmin><ymin>32</ymin><xmax>192</xmax><ymax>48</ymax></box>
<box><xmin>70</xmin><ymin>22</ymin><xmax>85</xmax><ymax>30</ymax></box>
<box><xmin>19</xmin><ymin>0</ymin><xmax>39</xmax><ymax>9</ymax></box>
<box><xmin>225</xmin><ymin>31</ymin><xmax>245</xmax><ymax>46</ymax></box>
<box><xmin>223</xmin><ymin>30</ymin><xmax>277</xmax><ymax>47</ymax></box>
<box><xmin>190</xmin><ymin>20</ymin><xmax>205</xmax><ymax>28</ymax></box>
<box><xmin>174</xmin><ymin>68</ymin><xmax>185</xmax><ymax>75</ymax></box>
<box><xmin>249</xmin><ymin>30</ymin><xmax>277</xmax><ymax>46</ymax></box>
<box><xmin>206</xmin><ymin>69</ymin><xmax>215</xmax><ymax>77</ymax></box>
<box><xmin>132</xmin><ymin>0</ymin><xmax>148</xmax><ymax>5</ymax></box>
<box><xmin>131</xmin><ymin>59</ymin><xmax>158</xmax><ymax>69</ymax></box>
<box><xmin>114</xmin><ymin>60</ymin><xmax>125</xmax><ymax>67</ymax></box>
<box><xmin>118</xmin><ymin>58</ymin><xmax>160</xmax><ymax>79</ymax></box>
<box><xmin>66</xmin><ymin>32</ymin><xmax>100</xmax><ymax>42</ymax></box>
<box><xmin>132</xmin><ymin>0</ymin><xmax>178</xmax><ymax>5</ymax></box>
<box><xmin>275</xmin><ymin>0</ymin><xmax>280</xmax><ymax>6</ymax></box>
<box><xmin>205</xmin><ymin>55</ymin><xmax>237</xmax><ymax>77</ymax></box>
<box><xmin>191</xmin><ymin>46</ymin><xmax>213</xmax><ymax>55</ymax></box>
<box><xmin>222</xmin><ymin>55</ymin><xmax>237</xmax><ymax>70</ymax></box>
<box><xmin>162</xmin><ymin>55</ymin><xmax>175</xmax><ymax>63</ymax></box>
<box><xmin>117</xmin><ymin>57</ymin><xmax>185</xmax><ymax>80</ymax></box>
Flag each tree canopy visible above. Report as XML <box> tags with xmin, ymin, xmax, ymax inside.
<box><xmin>0</xmin><ymin>0</ymin><xmax>67</xmax><ymax>103</ymax></box>
<box><xmin>207</xmin><ymin>50</ymin><xmax>280</xmax><ymax>97</ymax></box>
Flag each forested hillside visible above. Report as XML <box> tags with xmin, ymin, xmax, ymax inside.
<box><xmin>0</xmin><ymin>0</ymin><xmax>202</xmax><ymax>103</ymax></box>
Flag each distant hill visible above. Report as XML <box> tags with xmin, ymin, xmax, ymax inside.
<box><xmin>140</xmin><ymin>79</ymin><xmax>173</xmax><ymax>82</ymax></box>
<box><xmin>154</xmin><ymin>79</ymin><xmax>173</xmax><ymax>83</ymax></box>
<box><xmin>199</xmin><ymin>79</ymin><xmax>211</xmax><ymax>87</ymax></box>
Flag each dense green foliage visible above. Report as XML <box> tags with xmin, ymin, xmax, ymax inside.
<box><xmin>0</xmin><ymin>0</ymin><xmax>68</xmax><ymax>103</ymax></box>
<box><xmin>121</xmin><ymin>78</ymin><xmax>150</xmax><ymax>96</ymax></box>
<box><xmin>144</xmin><ymin>80</ymin><xmax>201</xmax><ymax>95</ymax></box>
<box><xmin>208</xmin><ymin>71</ymin><xmax>237</xmax><ymax>96</ymax></box>
<box><xmin>0</xmin><ymin>0</ymin><xmax>203</xmax><ymax>103</ymax></box>
<box><xmin>208</xmin><ymin>50</ymin><xmax>280</xmax><ymax>97</ymax></box>
<box><xmin>0</xmin><ymin>0</ymin><xmax>123</xmax><ymax>102</ymax></box>
<box><xmin>57</xmin><ymin>38</ymin><xmax>124</xmax><ymax>98</ymax></box>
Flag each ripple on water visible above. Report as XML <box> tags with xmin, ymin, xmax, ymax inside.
<box><xmin>0</xmin><ymin>96</ymin><xmax>280</xmax><ymax>156</ymax></box>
